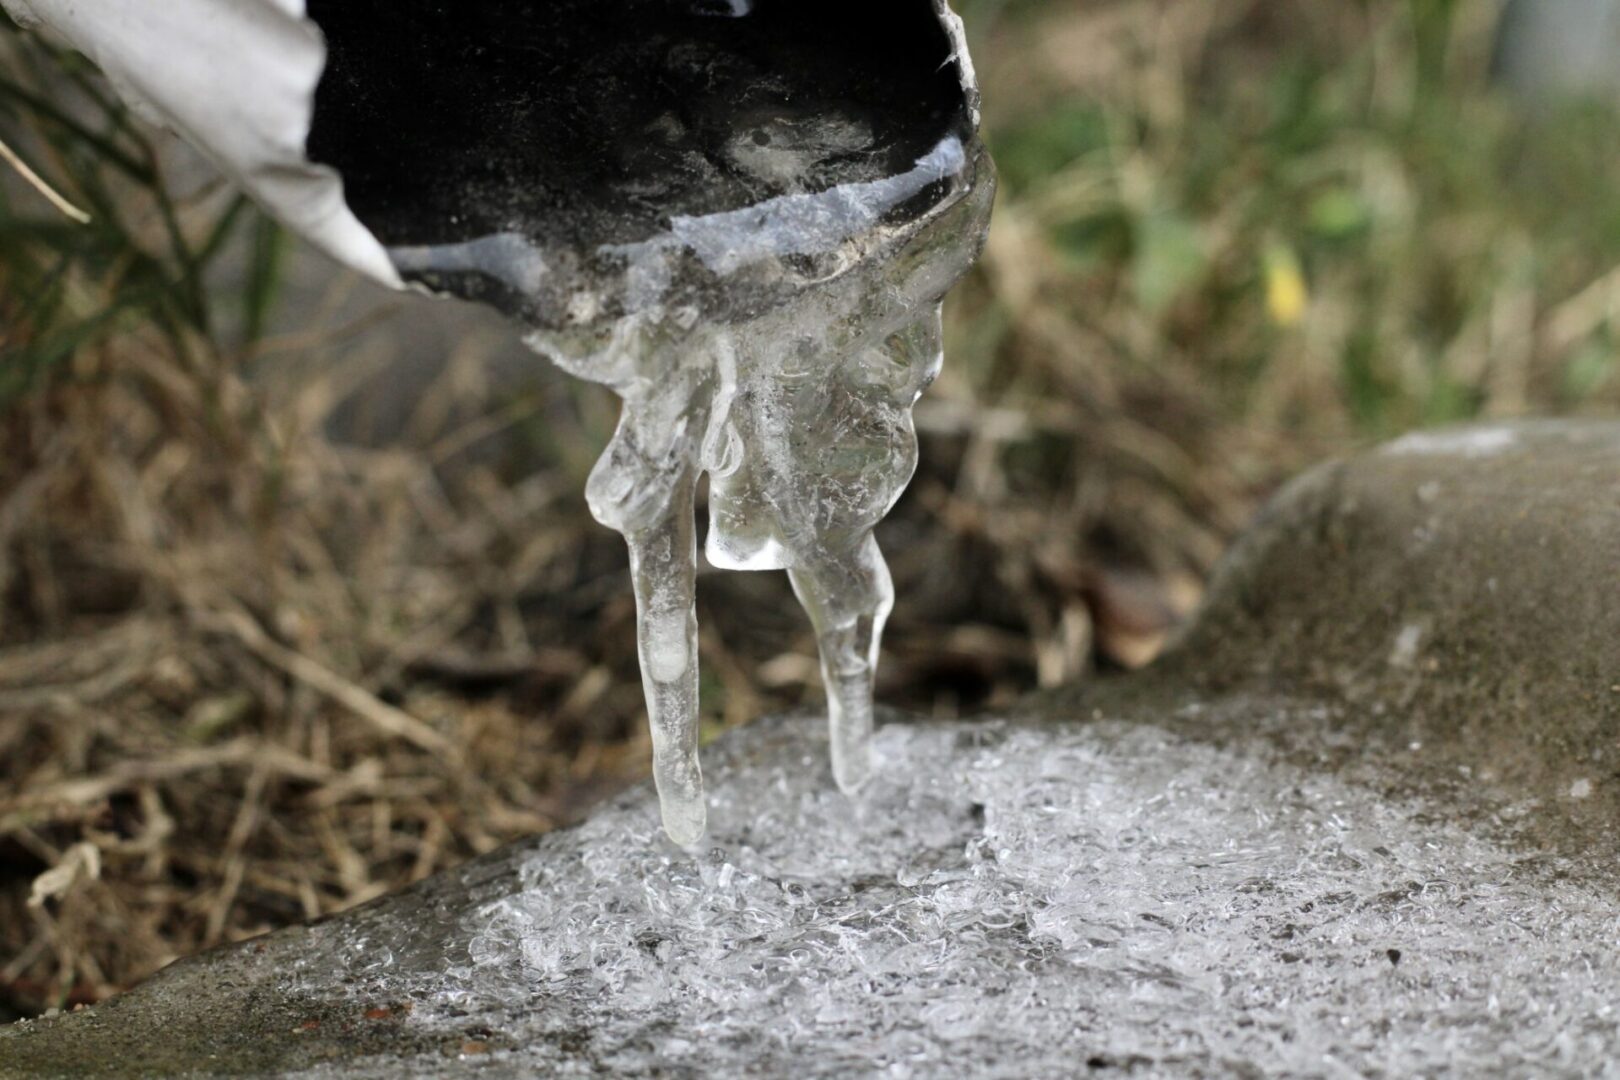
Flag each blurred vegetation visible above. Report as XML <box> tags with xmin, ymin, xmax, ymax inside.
<box><xmin>0</xmin><ymin>26</ymin><xmax>284</xmax><ymax>400</ymax></box>
<box><xmin>2</xmin><ymin>0</ymin><xmax>1619</xmax><ymax>1016</ymax></box>
<box><xmin>956</xmin><ymin>0</ymin><xmax>1620</xmax><ymax>448</ymax></box>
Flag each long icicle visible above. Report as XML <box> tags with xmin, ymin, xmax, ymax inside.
<box><xmin>624</xmin><ymin>468</ymin><xmax>706</xmax><ymax>846</ymax></box>
<box><xmin>788</xmin><ymin>534</ymin><xmax>894</xmax><ymax>794</ymax></box>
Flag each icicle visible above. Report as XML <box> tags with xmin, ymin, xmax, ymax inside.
<box><xmin>787</xmin><ymin>535</ymin><xmax>893</xmax><ymax>794</ymax></box>
<box><xmin>582</xmin><ymin>355</ymin><xmax>711</xmax><ymax>846</ymax></box>
<box><xmin>624</xmin><ymin>478</ymin><xmax>705</xmax><ymax>847</ymax></box>
<box><xmin>569</xmin><ymin>299</ymin><xmax>949</xmax><ymax>842</ymax></box>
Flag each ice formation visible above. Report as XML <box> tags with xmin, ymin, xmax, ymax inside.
<box><xmin>304</xmin><ymin>0</ymin><xmax>995</xmax><ymax>841</ymax></box>
<box><xmin>280</xmin><ymin>711</ymin><xmax>1620</xmax><ymax>1077</ymax></box>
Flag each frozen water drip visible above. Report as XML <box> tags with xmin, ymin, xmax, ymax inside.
<box><xmin>305</xmin><ymin>0</ymin><xmax>995</xmax><ymax>840</ymax></box>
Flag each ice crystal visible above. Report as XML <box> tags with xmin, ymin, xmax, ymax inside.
<box><xmin>282</xmin><ymin>712</ymin><xmax>1620</xmax><ymax>1077</ymax></box>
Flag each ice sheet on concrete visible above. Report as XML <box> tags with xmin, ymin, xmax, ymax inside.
<box><xmin>278</xmin><ymin>712</ymin><xmax>1620</xmax><ymax>1077</ymax></box>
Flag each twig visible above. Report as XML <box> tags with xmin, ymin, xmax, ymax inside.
<box><xmin>0</xmin><ymin>132</ymin><xmax>91</xmax><ymax>223</ymax></box>
<box><xmin>205</xmin><ymin>763</ymin><xmax>267</xmax><ymax>944</ymax></box>
<box><xmin>5</xmin><ymin>739</ymin><xmax>330</xmax><ymax>810</ymax></box>
<box><xmin>1543</xmin><ymin>261</ymin><xmax>1620</xmax><ymax>357</ymax></box>
<box><xmin>205</xmin><ymin>609</ymin><xmax>457</xmax><ymax>758</ymax></box>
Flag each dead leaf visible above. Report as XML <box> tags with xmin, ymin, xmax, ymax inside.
<box><xmin>28</xmin><ymin>842</ymin><xmax>102</xmax><ymax>908</ymax></box>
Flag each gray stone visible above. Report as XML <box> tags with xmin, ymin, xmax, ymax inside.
<box><xmin>4</xmin><ymin>419</ymin><xmax>1618</xmax><ymax>1078</ymax></box>
<box><xmin>1494</xmin><ymin>0</ymin><xmax>1620</xmax><ymax>105</ymax></box>
<box><xmin>1153</xmin><ymin>419</ymin><xmax>1620</xmax><ymax>842</ymax></box>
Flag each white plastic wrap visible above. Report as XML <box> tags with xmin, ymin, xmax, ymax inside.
<box><xmin>2</xmin><ymin>0</ymin><xmax>401</xmax><ymax>286</ymax></box>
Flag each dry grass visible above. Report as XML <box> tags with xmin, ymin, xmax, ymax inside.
<box><xmin>3</xmin><ymin>0</ymin><xmax>1619</xmax><ymax>1017</ymax></box>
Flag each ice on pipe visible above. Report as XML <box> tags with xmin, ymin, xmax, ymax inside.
<box><xmin>279</xmin><ymin>713</ymin><xmax>1620</xmax><ymax>1077</ymax></box>
<box><xmin>304</xmin><ymin>0</ymin><xmax>995</xmax><ymax>841</ymax></box>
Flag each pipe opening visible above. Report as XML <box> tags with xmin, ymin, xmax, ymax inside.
<box><xmin>305</xmin><ymin>0</ymin><xmax>970</xmax><ymax>258</ymax></box>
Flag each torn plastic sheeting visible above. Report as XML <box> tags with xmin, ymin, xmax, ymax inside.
<box><xmin>2</xmin><ymin>0</ymin><xmax>401</xmax><ymax>287</ymax></box>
